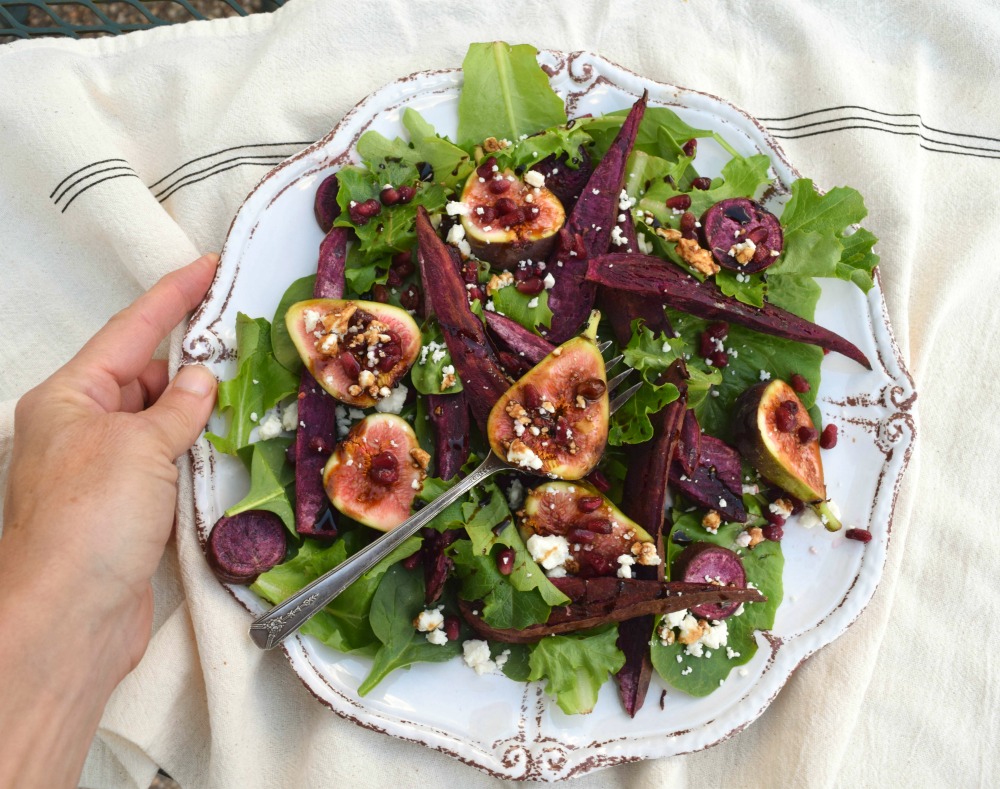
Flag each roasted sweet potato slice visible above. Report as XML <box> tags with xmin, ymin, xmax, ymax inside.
<box><xmin>483</xmin><ymin>310</ymin><xmax>554</xmax><ymax>365</ymax></box>
<box><xmin>670</xmin><ymin>428</ymin><xmax>748</xmax><ymax>524</ymax></box>
<box><xmin>427</xmin><ymin>393</ymin><xmax>470</xmax><ymax>481</ymax></box>
<box><xmin>207</xmin><ymin>511</ymin><xmax>287</xmax><ymax>585</ymax></box>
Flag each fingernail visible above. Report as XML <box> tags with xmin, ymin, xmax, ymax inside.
<box><xmin>174</xmin><ymin>364</ymin><xmax>217</xmax><ymax>397</ymax></box>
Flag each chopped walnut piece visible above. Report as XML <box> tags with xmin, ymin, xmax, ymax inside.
<box><xmin>440</xmin><ymin>372</ymin><xmax>457</xmax><ymax>391</ymax></box>
<box><xmin>487</xmin><ymin>271</ymin><xmax>514</xmax><ymax>296</ymax></box>
<box><xmin>702</xmin><ymin>510</ymin><xmax>722</xmax><ymax>532</ymax></box>
<box><xmin>347</xmin><ymin>384</ymin><xmax>362</xmax><ymax>397</ymax></box>
<box><xmin>677</xmin><ymin>618</ymin><xmax>709</xmax><ymax>645</ymax></box>
<box><xmin>659</xmin><ymin>626</ymin><xmax>676</xmax><ymax>646</ymax></box>
<box><xmin>575</xmin><ymin>395</ymin><xmax>587</xmax><ymax>409</ymax></box>
<box><xmin>729</xmin><ymin>239</ymin><xmax>756</xmax><ymax>265</ymax></box>
<box><xmin>410</xmin><ymin>447</ymin><xmax>431</xmax><ymax>470</ymax></box>
<box><xmin>675</xmin><ymin>237</ymin><xmax>720</xmax><ymax>276</ymax></box>
<box><xmin>631</xmin><ymin>541</ymin><xmax>661</xmax><ymax>566</ymax></box>
<box><xmin>655</xmin><ymin>227</ymin><xmax>682</xmax><ymax>243</ymax></box>
<box><xmin>747</xmin><ymin>527</ymin><xmax>765</xmax><ymax>548</ymax></box>
<box><xmin>482</xmin><ymin>136</ymin><xmax>509</xmax><ymax>152</ymax></box>
<box><xmin>321</xmin><ymin>304</ymin><xmax>357</xmax><ymax>337</ymax></box>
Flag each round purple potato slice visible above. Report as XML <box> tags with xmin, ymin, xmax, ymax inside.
<box><xmin>701</xmin><ymin>198</ymin><xmax>783</xmax><ymax>274</ymax></box>
<box><xmin>207</xmin><ymin>511</ymin><xmax>287</xmax><ymax>585</ymax></box>
<box><xmin>673</xmin><ymin>542</ymin><xmax>747</xmax><ymax>620</ymax></box>
<box><xmin>313</xmin><ymin>174</ymin><xmax>341</xmax><ymax>233</ymax></box>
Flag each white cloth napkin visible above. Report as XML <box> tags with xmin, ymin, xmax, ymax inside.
<box><xmin>1</xmin><ymin>0</ymin><xmax>996</xmax><ymax>786</ymax></box>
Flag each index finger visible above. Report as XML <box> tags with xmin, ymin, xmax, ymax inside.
<box><xmin>67</xmin><ymin>253</ymin><xmax>219</xmax><ymax>386</ymax></box>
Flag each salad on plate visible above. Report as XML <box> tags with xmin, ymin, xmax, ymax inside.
<box><xmin>201</xmin><ymin>42</ymin><xmax>879</xmax><ymax>718</ymax></box>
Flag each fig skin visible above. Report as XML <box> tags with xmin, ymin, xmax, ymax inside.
<box><xmin>459</xmin><ymin>168</ymin><xmax>566</xmax><ymax>269</ymax></box>
<box><xmin>486</xmin><ymin>317</ymin><xmax>609</xmax><ymax>479</ymax></box>
<box><xmin>518</xmin><ymin>482</ymin><xmax>655</xmax><ymax>579</ymax></box>
<box><xmin>285</xmin><ymin>298</ymin><xmax>421</xmax><ymax>408</ymax></box>
<box><xmin>322</xmin><ymin>414</ymin><xmax>429</xmax><ymax>532</ymax></box>
<box><xmin>701</xmin><ymin>198</ymin><xmax>783</xmax><ymax>274</ymax></box>
<box><xmin>673</xmin><ymin>542</ymin><xmax>747</xmax><ymax>620</ymax></box>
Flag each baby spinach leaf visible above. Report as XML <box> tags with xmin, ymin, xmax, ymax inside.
<box><xmin>489</xmin><ymin>283</ymin><xmax>553</xmax><ymax>331</ymax></box>
<box><xmin>225</xmin><ymin>436</ymin><xmax>295</xmax><ymax>533</ymax></box>
<box><xmin>458</xmin><ymin>42</ymin><xmax>567</xmax><ymax>148</ymax></box>
<box><xmin>410</xmin><ymin>320</ymin><xmax>463</xmax><ymax>395</ymax></box>
<box><xmin>527</xmin><ymin>625</ymin><xmax>625</xmax><ymax>715</ymax></box>
<box><xmin>206</xmin><ymin>313</ymin><xmax>299</xmax><ymax>455</ymax></box>
<box><xmin>271</xmin><ymin>275</ymin><xmax>316</xmax><ymax>372</ymax></box>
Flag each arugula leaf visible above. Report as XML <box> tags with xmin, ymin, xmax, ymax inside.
<box><xmin>206</xmin><ymin>313</ymin><xmax>299</xmax><ymax>455</ymax></box>
<box><xmin>458</xmin><ymin>42</ymin><xmax>567</xmax><ymax>148</ymax></box>
<box><xmin>410</xmin><ymin>320</ymin><xmax>463</xmax><ymax>395</ymax></box>
<box><xmin>225</xmin><ymin>437</ymin><xmax>296</xmax><ymax>533</ymax></box>
<box><xmin>650</xmin><ymin>514</ymin><xmax>783</xmax><ymax>696</ymax></box>
<box><xmin>836</xmin><ymin>227</ymin><xmax>879</xmax><ymax>292</ymax></box>
<box><xmin>489</xmin><ymin>284</ymin><xmax>553</xmax><ymax>332</ymax></box>
<box><xmin>359</xmin><ymin>563</ymin><xmax>461</xmax><ymax>695</ymax></box>
<box><xmin>716</xmin><ymin>269</ymin><xmax>765</xmax><ymax>308</ymax></box>
<box><xmin>251</xmin><ymin>531</ymin><xmax>421</xmax><ymax>654</ymax></box>
<box><xmin>492</xmin><ymin>124</ymin><xmax>592</xmax><ymax>172</ymax></box>
<box><xmin>527</xmin><ymin>625</ymin><xmax>625</xmax><ymax>714</ymax></box>
<box><xmin>343</xmin><ymin>243</ymin><xmax>388</xmax><ymax>296</ymax></box>
<box><xmin>639</xmin><ymin>154</ymin><xmax>772</xmax><ymax>221</ymax></box>
<box><xmin>271</xmin><ymin>275</ymin><xmax>315</xmax><ymax>372</ymax></box>
<box><xmin>582</xmin><ymin>107</ymin><xmax>717</xmax><ymax>161</ymax></box>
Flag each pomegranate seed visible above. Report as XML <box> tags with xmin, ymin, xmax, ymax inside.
<box><xmin>585</xmin><ymin>554</ymin><xmax>615</xmax><ymax>576</ymax></box>
<box><xmin>339</xmin><ymin>351</ymin><xmax>361</xmax><ymax>380</ymax></box>
<box><xmin>775</xmin><ymin>408</ymin><xmax>796</xmax><ymax>433</ymax></box>
<box><xmin>402</xmin><ymin>552</ymin><xmax>421</xmax><ymax>570</ymax></box>
<box><xmin>308</xmin><ymin>435</ymin><xmax>330</xmax><ymax>454</ymax></box>
<box><xmin>476</xmin><ymin>157</ymin><xmax>497</xmax><ymax>179</ymax></box>
<box><xmin>515</xmin><ymin>276</ymin><xmax>544</xmax><ymax>295</ymax></box>
<box><xmin>496</xmin><ymin>547</ymin><xmax>515</xmax><ymax>575</ymax></box>
<box><xmin>380</xmin><ymin>186</ymin><xmax>400</xmax><ymax>206</ymax></box>
<box><xmin>488</xmin><ymin>178</ymin><xmax>511</xmax><ymax>194</ymax></box>
<box><xmin>369</xmin><ymin>451</ymin><xmax>399</xmax><ymax>484</ymax></box>
<box><xmin>370</xmin><ymin>284</ymin><xmax>390</xmax><ymax>303</ymax></box>
<box><xmin>577</xmin><ymin>496</ymin><xmax>603</xmax><ymax>513</ymax></box>
<box><xmin>567</xmin><ymin>528</ymin><xmax>596</xmax><ymax>544</ymax></box>
<box><xmin>521</xmin><ymin>383</ymin><xmax>542</xmax><ymax>410</ymax></box>
<box><xmin>460</xmin><ymin>261</ymin><xmax>480</xmax><ymax>283</ymax></box>
<box><xmin>396</xmin><ymin>185</ymin><xmax>416</xmax><ymax>203</ymax></box>
<box><xmin>710</xmin><ymin>351</ymin><xmax>728</xmax><ymax>368</ymax></box>
<box><xmin>478</xmin><ymin>204</ymin><xmax>496</xmax><ymax>223</ymax></box>
<box><xmin>467</xmin><ymin>286</ymin><xmax>485</xmax><ymax>303</ymax></box>
<box><xmin>392</xmin><ymin>251</ymin><xmax>414</xmax><ymax>276</ymax></box>
<box><xmin>587</xmin><ymin>518</ymin><xmax>614</xmax><ymax>534</ymax></box>
<box><xmin>679</xmin><ymin>211</ymin><xmax>698</xmax><ymax>238</ymax></box>
<box><xmin>443</xmin><ymin>615</ymin><xmax>461</xmax><ymax>641</ymax></box>
<box><xmin>789</xmin><ymin>373</ymin><xmax>810</xmax><ymax>393</ymax></box>
<box><xmin>665</xmin><ymin>194</ymin><xmax>692</xmax><ymax>211</ymax></box>
<box><xmin>691</xmin><ymin>176</ymin><xmax>712</xmax><ymax>191</ymax></box>
<box><xmin>751</xmin><ymin>243</ymin><xmax>772</xmax><ymax>266</ymax></box>
<box><xmin>358</xmin><ymin>198</ymin><xmax>381</xmax><ymax>217</ymax></box>
<box><xmin>787</xmin><ymin>495</ymin><xmax>805</xmax><ymax>515</ymax></box>
<box><xmin>587</xmin><ymin>470</ymin><xmax>611</xmax><ymax>493</ymax></box>
<box><xmin>780</xmin><ymin>399</ymin><xmax>799</xmax><ymax>416</ymax></box>
<box><xmin>494</xmin><ymin>197</ymin><xmax>517</xmax><ymax>215</ymax></box>
<box><xmin>376</xmin><ymin>338</ymin><xmax>402</xmax><ymax>372</ymax></box>
<box><xmin>762</xmin><ymin>524</ymin><xmax>784</xmax><ymax>541</ymax></box>
<box><xmin>845</xmin><ymin>528</ymin><xmax>873</xmax><ymax>543</ymax></box>
<box><xmin>797</xmin><ymin>426</ymin><xmax>819</xmax><ymax>444</ymax></box>
<box><xmin>553</xmin><ymin>417</ymin><xmax>571</xmax><ymax>443</ymax></box>
<box><xmin>820</xmin><ymin>424</ymin><xmax>839</xmax><ymax>449</ymax></box>
<box><xmin>764</xmin><ymin>511</ymin><xmax>786</xmax><ymax>527</ymax></box>
<box><xmin>682</xmin><ymin>138</ymin><xmax>698</xmax><ymax>157</ymax></box>
<box><xmin>386</xmin><ymin>268</ymin><xmax>402</xmax><ymax>288</ymax></box>
<box><xmin>706</xmin><ymin>321</ymin><xmax>729</xmax><ymax>340</ymax></box>
<box><xmin>576</xmin><ymin>378</ymin><xmax>607</xmax><ymax>401</ymax></box>
<box><xmin>285</xmin><ymin>442</ymin><xmax>297</xmax><ymax>465</ymax></box>
<box><xmin>399</xmin><ymin>284</ymin><xmax>422</xmax><ymax>312</ymax></box>
<box><xmin>497</xmin><ymin>212</ymin><xmax>521</xmax><ymax>228</ymax></box>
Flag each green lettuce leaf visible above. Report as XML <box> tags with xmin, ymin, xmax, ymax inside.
<box><xmin>458</xmin><ymin>42</ymin><xmax>567</xmax><ymax>148</ymax></box>
<box><xmin>206</xmin><ymin>313</ymin><xmax>299</xmax><ymax>455</ymax></box>
<box><xmin>492</xmin><ymin>123</ymin><xmax>592</xmax><ymax>173</ymax></box>
<box><xmin>489</xmin><ymin>283</ymin><xmax>553</xmax><ymax>332</ymax></box>
<box><xmin>271</xmin><ymin>274</ymin><xmax>315</xmax><ymax>372</ymax></box>
<box><xmin>410</xmin><ymin>320</ymin><xmax>463</xmax><ymax>395</ymax></box>
<box><xmin>527</xmin><ymin>625</ymin><xmax>626</xmax><ymax>714</ymax></box>
<box><xmin>224</xmin><ymin>436</ymin><xmax>295</xmax><ymax>533</ymax></box>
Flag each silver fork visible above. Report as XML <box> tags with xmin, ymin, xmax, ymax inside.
<box><xmin>249</xmin><ymin>345</ymin><xmax>642</xmax><ymax>650</ymax></box>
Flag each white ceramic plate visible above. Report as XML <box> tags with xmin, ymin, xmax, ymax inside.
<box><xmin>183</xmin><ymin>50</ymin><xmax>916</xmax><ymax>781</ymax></box>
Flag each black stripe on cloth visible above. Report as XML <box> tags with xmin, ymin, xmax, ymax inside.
<box><xmin>758</xmin><ymin>104</ymin><xmax>1000</xmax><ymax>145</ymax></box>
<box><xmin>152</xmin><ymin>153</ymin><xmax>294</xmax><ymax>200</ymax></box>
<box><xmin>770</xmin><ymin>123</ymin><xmax>1000</xmax><ymax>160</ymax></box>
<box><xmin>50</xmin><ymin>157</ymin><xmax>130</xmax><ymax>199</ymax></box>
<box><xmin>155</xmin><ymin>159</ymin><xmax>286</xmax><ymax>202</ymax></box>
<box><xmin>146</xmin><ymin>141</ymin><xmax>313</xmax><ymax>189</ymax></box>
<box><xmin>61</xmin><ymin>172</ymin><xmax>143</xmax><ymax>213</ymax></box>
<box><xmin>53</xmin><ymin>165</ymin><xmax>138</xmax><ymax>206</ymax></box>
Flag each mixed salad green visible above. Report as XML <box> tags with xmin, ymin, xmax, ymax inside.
<box><xmin>204</xmin><ymin>42</ymin><xmax>878</xmax><ymax>715</ymax></box>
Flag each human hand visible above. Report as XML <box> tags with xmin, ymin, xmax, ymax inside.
<box><xmin>0</xmin><ymin>253</ymin><xmax>219</xmax><ymax>788</ymax></box>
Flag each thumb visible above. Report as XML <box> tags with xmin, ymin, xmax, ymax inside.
<box><xmin>142</xmin><ymin>364</ymin><xmax>218</xmax><ymax>459</ymax></box>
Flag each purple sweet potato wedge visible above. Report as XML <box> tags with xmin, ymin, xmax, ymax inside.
<box><xmin>544</xmin><ymin>93</ymin><xmax>648</xmax><ymax>343</ymax></box>
<box><xmin>458</xmin><ymin>578</ymin><xmax>764</xmax><ymax>643</ymax></box>
<box><xmin>427</xmin><ymin>393</ymin><xmax>470</xmax><ymax>481</ymax></box>
<box><xmin>616</xmin><ymin>617</ymin><xmax>653</xmax><ymax>717</ymax></box>
<box><xmin>529</xmin><ymin>145</ymin><xmax>593</xmax><ymax>211</ymax></box>
<box><xmin>421</xmin><ymin>528</ymin><xmax>460</xmax><ymax>605</ymax></box>
<box><xmin>484</xmin><ymin>310</ymin><xmax>554</xmax><ymax>365</ymax></box>
<box><xmin>314</xmin><ymin>173</ymin><xmax>341</xmax><ymax>233</ymax></box>
<box><xmin>678</xmin><ymin>408</ymin><xmax>701</xmax><ymax>476</ymax></box>
<box><xmin>670</xmin><ymin>432</ymin><xmax>748</xmax><ymax>523</ymax></box>
<box><xmin>586</xmin><ymin>252</ymin><xmax>872</xmax><ymax>369</ymax></box>
<box><xmin>415</xmin><ymin>207</ymin><xmax>510</xmax><ymax>430</ymax></box>
<box><xmin>702</xmin><ymin>198</ymin><xmax>783</xmax><ymax>274</ymax></box>
<box><xmin>207</xmin><ymin>511</ymin><xmax>287</xmax><ymax>585</ymax></box>
<box><xmin>674</xmin><ymin>543</ymin><xmax>747</xmax><ymax>620</ymax></box>
<box><xmin>314</xmin><ymin>226</ymin><xmax>351</xmax><ymax>299</ymax></box>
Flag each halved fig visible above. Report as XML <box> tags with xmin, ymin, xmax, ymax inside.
<box><xmin>486</xmin><ymin>315</ymin><xmax>608</xmax><ymax>478</ymax></box>
<box><xmin>322</xmin><ymin>413</ymin><xmax>429</xmax><ymax>532</ymax></box>
<box><xmin>733</xmin><ymin>379</ymin><xmax>841</xmax><ymax>530</ymax></box>
<box><xmin>459</xmin><ymin>167</ymin><xmax>566</xmax><ymax>268</ymax></box>
<box><xmin>701</xmin><ymin>198</ymin><xmax>783</xmax><ymax>273</ymax></box>
<box><xmin>285</xmin><ymin>299</ymin><xmax>420</xmax><ymax>408</ymax></box>
<box><xmin>518</xmin><ymin>482</ymin><xmax>656</xmax><ymax>578</ymax></box>
<box><xmin>673</xmin><ymin>542</ymin><xmax>747</xmax><ymax>620</ymax></box>
<box><xmin>207</xmin><ymin>511</ymin><xmax>287</xmax><ymax>585</ymax></box>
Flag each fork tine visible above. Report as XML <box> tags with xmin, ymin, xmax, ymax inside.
<box><xmin>609</xmin><ymin>381</ymin><xmax>643</xmax><ymax>414</ymax></box>
<box><xmin>604</xmin><ymin>353</ymin><xmax>624</xmax><ymax>371</ymax></box>
<box><xmin>597</xmin><ymin>340</ymin><xmax>612</xmax><ymax>354</ymax></box>
<box><xmin>607</xmin><ymin>367</ymin><xmax>633</xmax><ymax>394</ymax></box>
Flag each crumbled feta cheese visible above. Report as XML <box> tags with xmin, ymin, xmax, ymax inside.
<box><xmin>257</xmin><ymin>410</ymin><xmax>283</xmax><ymax>440</ymax></box>
<box><xmin>759</xmin><ymin>369</ymin><xmax>772</xmax><ymax>381</ymax></box>
<box><xmin>506</xmin><ymin>440</ymin><xmax>544</xmax><ymax>470</ymax></box>
<box><xmin>524</xmin><ymin>170</ymin><xmax>545</xmax><ymax>188</ymax></box>
<box><xmin>281</xmin><ymin>402</ymin><xmax>299</xmax><ymax>431</ymax></box>
<box><xmin>526</xmin><ymin>534</ymin><xmax>570</xmax><ymax>571</ymax></box>
<box><xmin>249</xmin><ymin>411</ymin><xmax>258</xmax><ymax>422</ymax></box>
<box><xmin>636</xmin><ymin>233</ymin><xmax>654</xmax><ymax>255</ymax></box>
<box><xmin>798</xmin><ymin>507</ymin><xmax>822</xmax><ymax>529</ymax></box>
<box><xmin>426</xmin><ymin>628</ymin><xmax>449</xmax><ymax>646</ymax></box>
<box><xmin>414</xmin><ymin>608</ymin><xmax>445</xmax><ymax>633</ymax></box>
<box><xmin>374</xmin><ymin>385</ymin><xmax>408</xmax><ymax>414</ymax></box>
<box><xmin>303</xmin><ymin>309</ymin><xmax>321</xmax><ymax>333</ymax></box>
<box><xmin>543</xmin><ymin>272</ymin><xmax>556</xmax><ymax>289</ymax></box>
<box><xmin>616</xmin><ymin>553</ymin><xmax>636</xmax><ymax>579</ymax></box>
<box><xmin>505</xmin><ymin>478</ymin><xmax>525</xmax><ymax>510</ymax></box>
<box><xmin>610</xmin><ymin>225</ymin><xmax>628</xmax><ymax>247</ymax></box>
<box><xmin>446</xmin><ymin>201</ymin><xmax>469</xmax><ymax>216</ymax></box>
<box><xmin>462</xmin><ymin>639</ymin><xmax>497</xmax><ymax>675</ymax></box>
<box><xmin>735</xmin><ymin>530</ymin><xmax>753</xmax><ymax>548</ymax></box>
<box><xmin>526</xmin><ymin>297</ymin><xmax>539</xmax><ymax>309</ymax></box>
<box><xmin>446</xmin><ymin>222</ymin><xmax>466</xmax><ymax>244</ymax></box>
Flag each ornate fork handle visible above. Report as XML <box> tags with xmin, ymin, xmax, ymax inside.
<box><xmin>249</xmin><ymin>452</ymin><xmax>508</xmax><ymax>650</ymax></box>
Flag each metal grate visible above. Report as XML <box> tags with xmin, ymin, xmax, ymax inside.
<box><xmin>0</xmin><ymin>0</ymin><xmax>285</xmax><ymax>42</ymax></box>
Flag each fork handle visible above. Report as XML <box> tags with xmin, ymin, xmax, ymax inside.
<box><xmin>249</xmin><ymin>452</ymin><xmax>507</xmax><ymax>650</ymax></box>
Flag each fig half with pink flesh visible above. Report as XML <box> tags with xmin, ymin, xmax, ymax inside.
<box><xmin>460</xmin><ymin>168</ymin><xmax>566</xmax><ymax>268</ymax></box>
<box><xmin>733</xmin><ymin>379</ymin><xmax>841</xmax><ymax>530</ymax></box>
<box><xmin>285</xmin><ymin>299</ymin><xmax>420</xmax><ymax>408</ymax></box>
<box><xmin>518</xmin><ymin>482</ymin><xmax>656</xmax><ymax>579</ymax></box>
<box><xmin>322</xmin><ymin>413</ymin><xmax>430</xmax><ymax>532</ymax></box>
<box><xmin>486</xmin><ymin>315</ymin><xmax>608</xmax><ymax>479</ymax></box>
<box><xmin>673</xmin><ymin>542</ymin><xmax>747</xmax><ymax>620</ymax></box>
<box><xmin>701</xmin><ymin>198</ymin><xmax>783</xmax><ymax>273</ymax></box>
